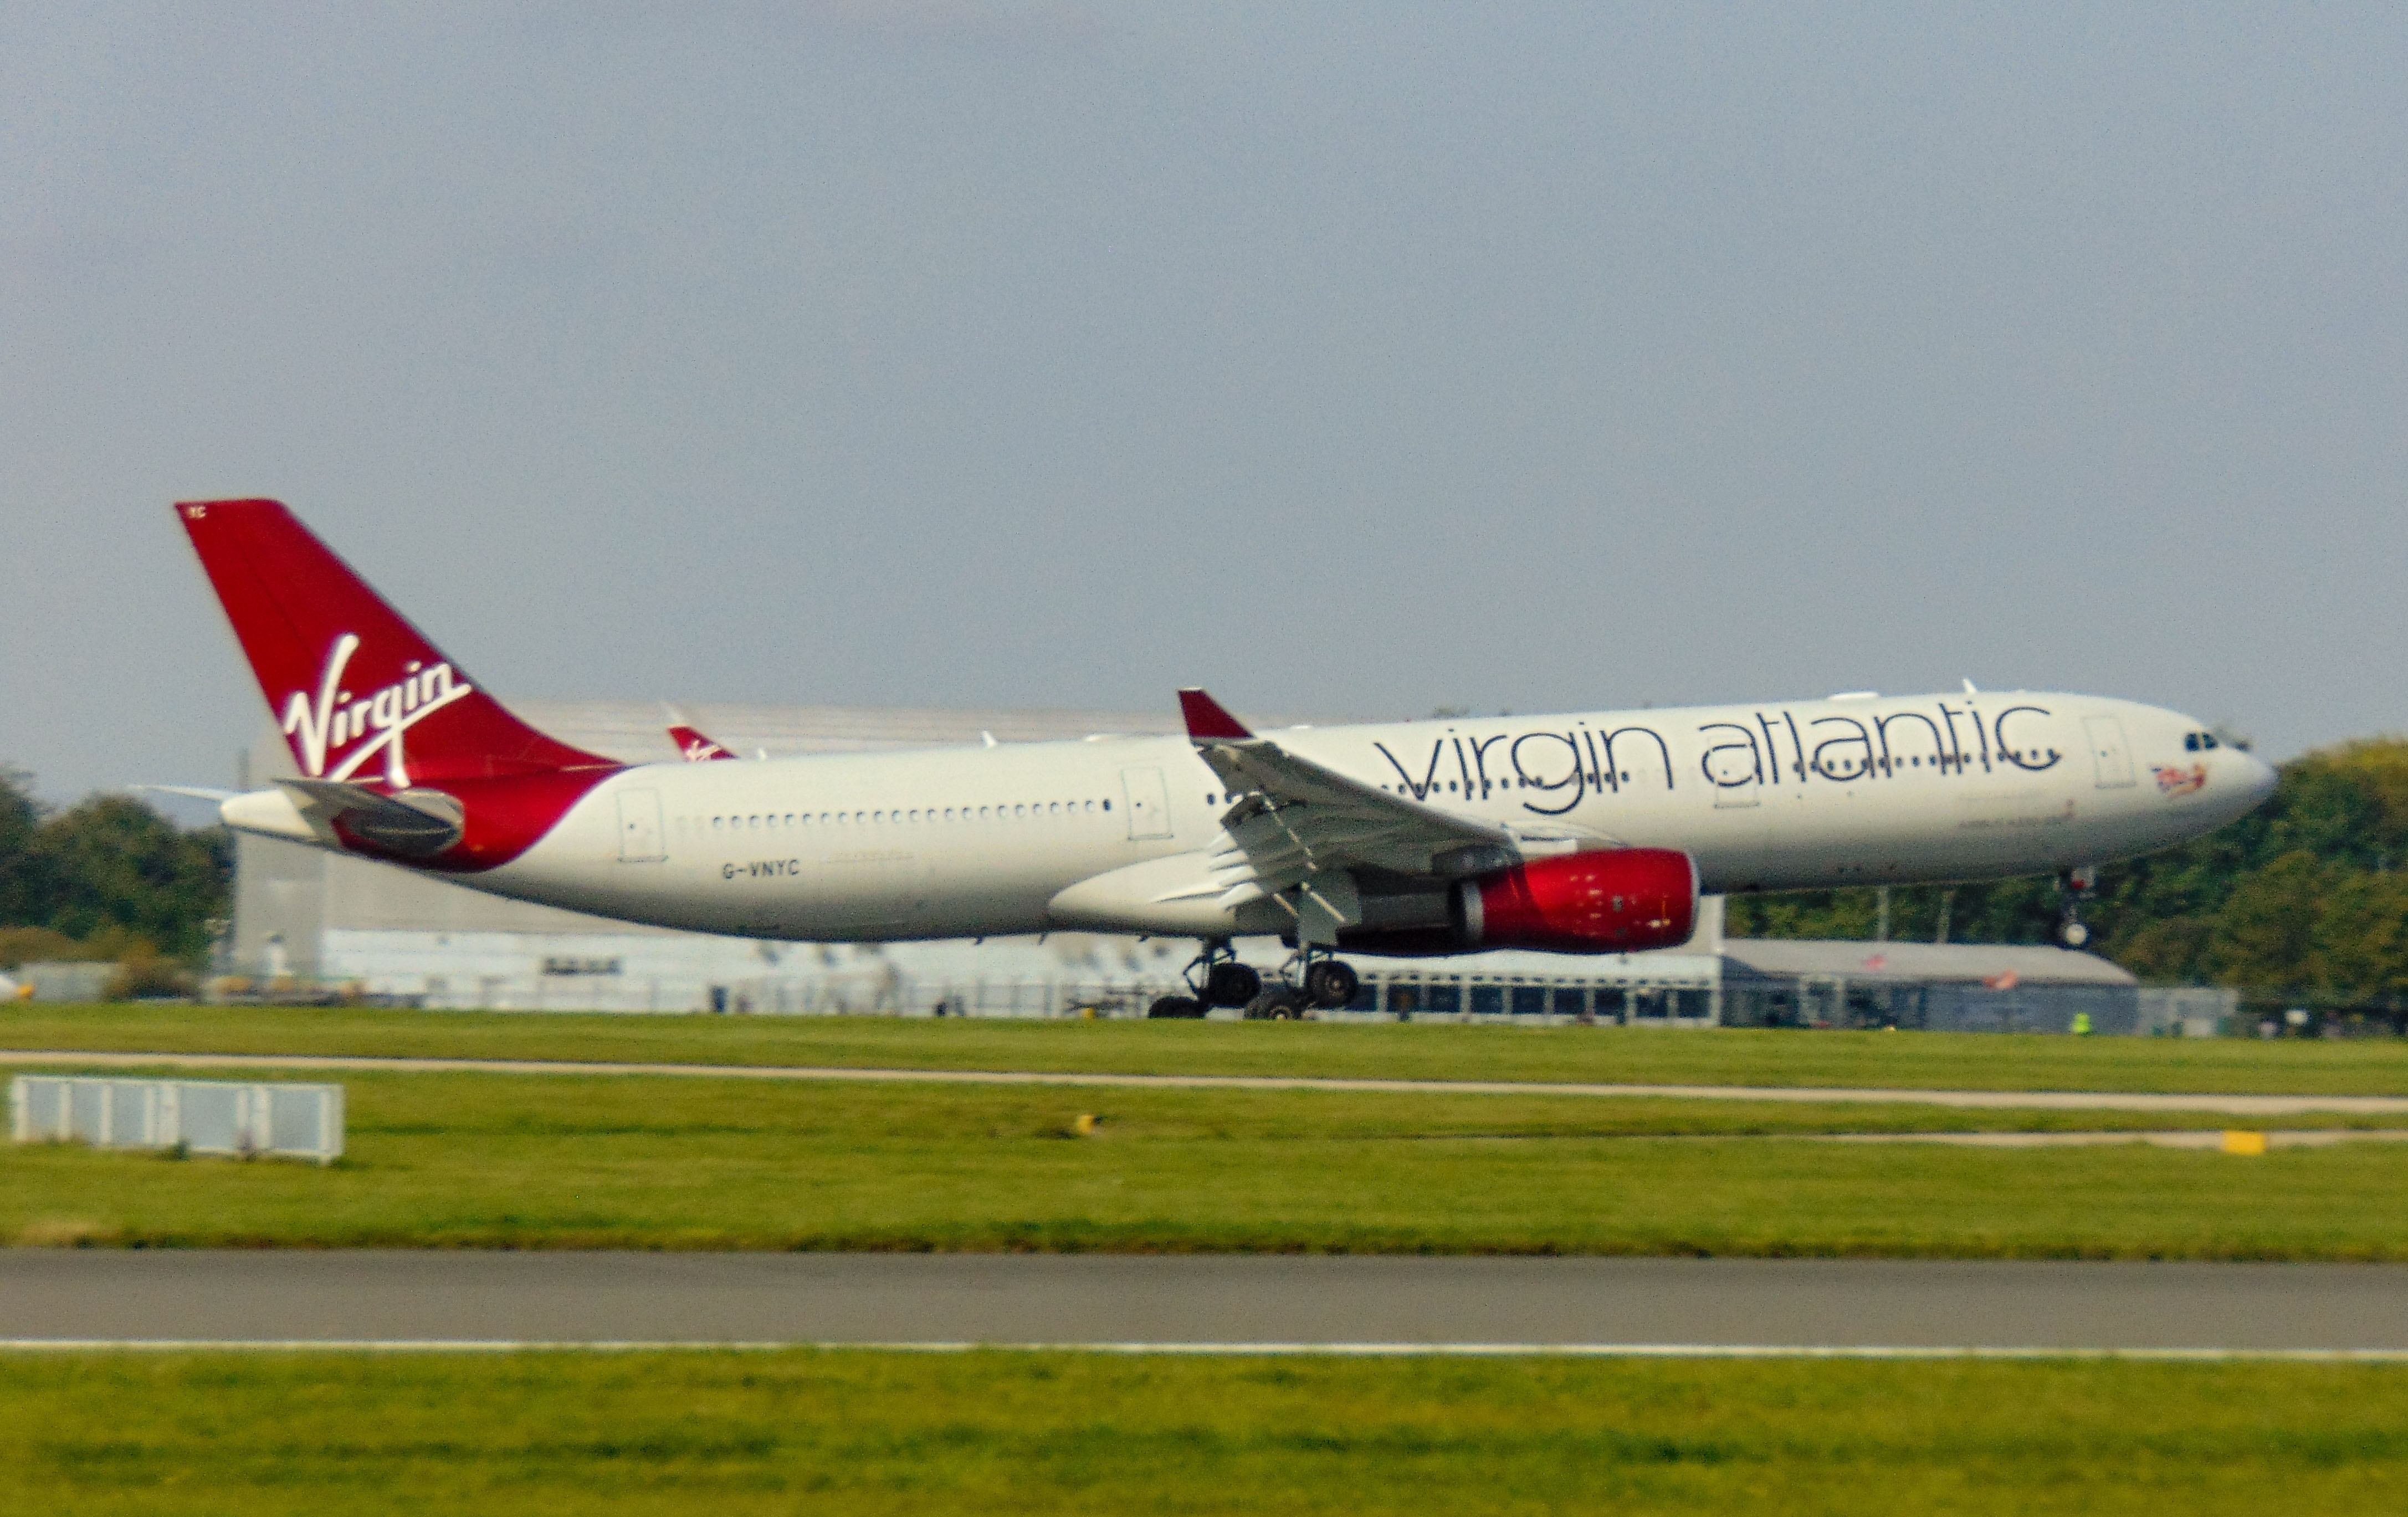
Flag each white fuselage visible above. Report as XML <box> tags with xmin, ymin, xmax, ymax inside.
<box><xmin>434</xmin><ymin>690</ymin><xmax>2273</xmax><ymax>945</ymax></box>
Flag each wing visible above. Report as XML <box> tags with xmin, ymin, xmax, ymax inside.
<box><xmin>1175</xmin><ymin>690</ymin><xmax>1519</xmax><ymax>942</ymax></box>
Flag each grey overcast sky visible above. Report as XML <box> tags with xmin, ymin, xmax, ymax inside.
<box><xmin>5</xmin><ymin>3</ymin><xmax>2405</xmax><ymax>809</ymax></box>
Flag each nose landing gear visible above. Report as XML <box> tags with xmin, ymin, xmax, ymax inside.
<box><xmin>2054</xmin><ymin>865</ymin><xmax>2098</xmax><ymax>950</ymax></box>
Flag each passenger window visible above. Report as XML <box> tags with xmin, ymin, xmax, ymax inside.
<box><xmin>2204</xmin><ymin>734</ymin><xmax>2220</xmax><ymax>750</ymax></box>
<box><xmin>711</xmin><ymin>816</ymin><xmax>723</xmax><ymax>830</ymax></box>
<box><xmin>2184</xmin><ymin>733</ymin><xmax>2199</xmax><ymax>752</ymax></box>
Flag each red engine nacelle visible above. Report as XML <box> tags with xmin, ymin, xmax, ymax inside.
<box><xmin>1451</xmin><ymin>848</ymin><xmax>1698</xmax><ymax>954</ymax></box>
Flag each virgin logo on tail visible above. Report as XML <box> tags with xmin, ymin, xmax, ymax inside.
<box><xmin>282</xmin><ymin>633</ymin><xmax>475</xmax><ymax>786</ymax></box>
<box><xmin>668</xmin><ymin>723</ymin><xmax>735</xmax><ymax>762</ymax></box>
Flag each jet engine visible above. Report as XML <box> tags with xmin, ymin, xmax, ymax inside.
<box><xmin>1330</xmin><ymin>848</ymin><xmax>1699</xmax><ymax>957</ymax></box>
<box><xmin>1451</xmin><ymin>848</ymin><xmax>1698</xmax><ymax>954</ymax></box>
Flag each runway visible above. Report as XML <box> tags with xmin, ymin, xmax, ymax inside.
<box><xmin>4</xmin><ymin>1253</ymin><xmax>2405</xmax><ymax>1355</ymax></box>
<box><xmin>6</xmin><ymin>1049</ymin><xmax>2405</xmax><ymax>1116</ymax></box>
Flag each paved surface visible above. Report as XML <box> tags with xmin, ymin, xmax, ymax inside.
<box><xmin>3</xmin><ymin>1253</ymin><xmax>2405</xmax><ymax>1351</ymax></box>
<box><xmin>6</xmin><ymin>1049</ymin><xmax>2406</xmax><ymax>1116</ymax></box>
<box><xmin>1817</xmin><ymin>1129</ymin><xmax>2408</xmax><ymax>1148</ymax></box>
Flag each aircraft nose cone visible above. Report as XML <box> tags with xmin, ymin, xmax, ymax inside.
<box><xmin>2240</xmin><ymin>751</ymin><xmax>2278</xmax><ymax>804</ymax></box>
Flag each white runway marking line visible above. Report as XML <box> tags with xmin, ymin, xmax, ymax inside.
<box><xmin>4</xmin><ymin>1049</ymin><xmax>2405</xmax><ymax>1116</ymax></box>
<box><xmin>2</xmin><ymin>1340</ymin><xmax>2406</xmax><ymax>1361</ymax></box>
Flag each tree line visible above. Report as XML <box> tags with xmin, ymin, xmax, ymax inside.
<box><xmin>0</xmin><ymin>767</ymin><xmax>231</xmax><ymax>971</ymax></box>
<box><xmin>1726</xmin><ymin>736</ymin><xmax>2408</xmax><ymax>1008</ymax></box>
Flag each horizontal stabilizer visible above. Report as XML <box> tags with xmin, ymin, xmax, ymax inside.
<box><xmin>276</xmin><ymin>778</ymin><xmax>466</xmax><ymax>858</ymax></box>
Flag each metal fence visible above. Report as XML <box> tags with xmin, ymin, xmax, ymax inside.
<box><xmin>9</xmin><ymin>1075</ymin><xmax>344</xmax><ymax>1164</ymax></box>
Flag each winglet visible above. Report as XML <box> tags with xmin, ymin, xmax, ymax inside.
<box><xmin>1179</xmin><ymin>688</ymin><xmax>1253</xmax><ymax>741</ymax></box>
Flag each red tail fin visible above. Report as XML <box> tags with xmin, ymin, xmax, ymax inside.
<box><xmin>178</xmin><ymin>499</ymin><xmax>612</xmax><ymax>787</ymax></box>
<box><xmin>667</xmin><ymin>724</ymin><xmax>736</xmax><ymax>762</ymax></box>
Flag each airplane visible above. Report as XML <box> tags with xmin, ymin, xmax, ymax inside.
<box><xmin>176</xmin><ymin>498</ymin><xmax>2278</xmax><ymax>1018</ymax></box>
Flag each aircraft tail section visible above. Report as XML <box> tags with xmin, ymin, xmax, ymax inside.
<box><xmin>177</xmin><ymin>499</ymin><xmax>612</xmax><ymax>787</ymax></box>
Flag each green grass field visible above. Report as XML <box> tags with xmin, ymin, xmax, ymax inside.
<box><xmin>8</xmin><ymin>1002</ymin><xmax>2408</xmax><ymax>1094</ymax></box>
<box><xmin>10</xmin><ymin>1070</ymin><xmax>2407</xmax><ymax>1257</ymax></box>
<box><xmin>6</xmin><ymin>1350</ymin><xmax>2401</xmax><ymax>1515</ymax></box>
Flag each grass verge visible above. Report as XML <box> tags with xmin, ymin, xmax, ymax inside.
<box><xmin>7</xmin><ymin>1072</ymin><xmax>2407</xmax><ymax>1257</ymax></box>
<box><xmin>4</xmin><ymin>1350</ymin><xmax>2402</xmax><ymax>1515</ymax></box>
<box><xmin>7</xmin><ymin>1003</ymin><xmax>2408</xmax><ymax>1095</ymax></box>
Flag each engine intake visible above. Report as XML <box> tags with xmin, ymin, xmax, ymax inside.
<box><xmin>1450</xmin><ymin>848</ymin><xmax>1698</xmax><ymax>954</ymax></box>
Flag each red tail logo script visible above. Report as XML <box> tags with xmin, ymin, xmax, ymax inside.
<box><xmin>284</xmin><ymin>633</ymin><xmax>475</xmax><ymax>786</ymax></box>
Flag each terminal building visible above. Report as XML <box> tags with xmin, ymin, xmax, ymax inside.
<box><xmin>224</xmin><ymin>700</ymin><xmax>2230</xmax><ymax>1036</ymax></box>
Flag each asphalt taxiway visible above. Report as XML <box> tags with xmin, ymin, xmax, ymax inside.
<box><xmin>5</xmin><ymin>1253</ymin><xmax>2404</xmax><ymax>1354</ymax></box>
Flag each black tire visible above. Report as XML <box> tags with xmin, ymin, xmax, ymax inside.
<box><xmin>1147</xmin><ymin>996</ymin><xmax>1206</xmax><ymax>1019</ymax></box>
<box><xmin>1203</xmin><ymin>961</ymin><xmax>1262</xmax><ymax>1007</ymax></box>
<box><xmin>1304</xmin><ymin>960</ymin><xmax>1360</xmax><ymax>1009</ymax></box>
<box><xmin>1244</xmin><ymin>988</ymin><xmax>1306</xmax><ymax>1021</ymax></box>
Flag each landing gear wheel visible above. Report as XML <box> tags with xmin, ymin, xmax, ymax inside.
<box><xmin>2054</xmin><ymin>866</ymin><xmax>2098</xmax><ymax>951</ymax></box>
<box><xmin>1303</xmin><ymin>960</ymin><xmax>1360</xmax><ymax>1009</ymax></box>
<box><xmin>1203</xmin><ymin>961</ymin><xmax>1262</xmax><ymax>1008</ymax></box>
<box><xmin>1147</xmin><ymin>996</ymin><xmax>1207</xmax><ymax>1019</ymax></box>
<box><xmin>1245</xmin><ymin>988</ymin><xmax>1308</xmax><ymax>1021</ymax></box>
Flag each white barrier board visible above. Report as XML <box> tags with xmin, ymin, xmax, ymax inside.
<box><xmin>10</xmin><ymin>1076</ymin><xmax>344</xmax><ymax>1164</ymax></box>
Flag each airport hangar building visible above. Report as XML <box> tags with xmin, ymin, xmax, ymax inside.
<box><xmin>227</xmin><ymin>700</ymin><xmax>2226</xmax><ymax>1037</ymax></box>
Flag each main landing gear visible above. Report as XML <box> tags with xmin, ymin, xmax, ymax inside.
<box><xmin>1146</xmin><ymin>939</ymin><xmax>1261</xmax><ymax>1019</ymax></box>
<box><xmin>1144</xmin><ymin>940</ymin><xmax>1361</xmax><ymax>1020</ymax></box>
<box><xmin>1300</xmin><ymin>955</ymin><xmax>1360</xmax><ymax>1010</ymax></box>
<box><xmin>2054</xmin><ymin>865</ymin><xmax>2099</xmax><ymax>950</ymax></box>
<box><xmin>1246</xmin><ymin>948</ymin><xmax>1359</xmax><ymax>1020</ymax></box>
